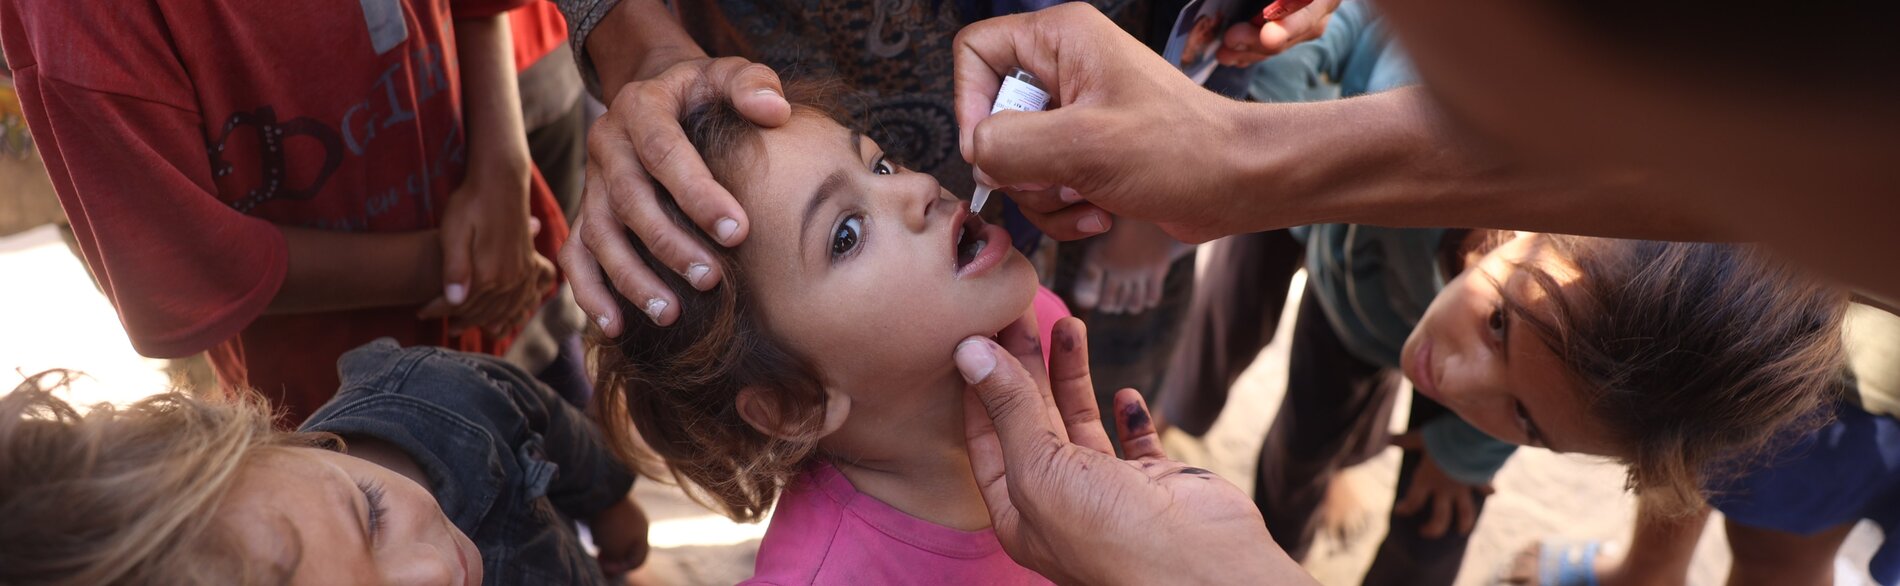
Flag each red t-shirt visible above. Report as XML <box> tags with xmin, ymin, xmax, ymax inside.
<box><xmin>2</xmin><ymin>0</ymin><xmax>567</xmax><ymax>424</ymax></box>
<box><xmin>507</xmin><ymin>3</ymin><xmax>568</xmax><ymax>72</ymax></box>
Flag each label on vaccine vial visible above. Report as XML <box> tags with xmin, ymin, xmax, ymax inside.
<box><xmin>990</xmin><ymin>73</ymin><xmax>1051</xmax><ymax>114</ymax></box>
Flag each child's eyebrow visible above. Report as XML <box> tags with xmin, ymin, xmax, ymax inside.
<box><xmin>797</xmin><ymin>130</ymin><xmax>866</xmax><ymax>256</ymax></box>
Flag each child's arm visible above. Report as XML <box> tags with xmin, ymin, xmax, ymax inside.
<box><xmin>263</xmin><ymin>228</ymin><xmax>442</xmax><ymax>314</ymax></box>
<box><xmin>4</xmin><ymin>4</ymin><xmax>456</xmax><ymax>358</ymax></box>
<box><xmin>434</xmin><ymin>14</ymin><xmax>553</xmax><ymax>336</ymax></box>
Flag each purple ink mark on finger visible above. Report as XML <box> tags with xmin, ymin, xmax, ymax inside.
<box><xmin>1120</xmin><ymin>400</ymin><xmax>1151</xmax><ymax>433</ymax></box>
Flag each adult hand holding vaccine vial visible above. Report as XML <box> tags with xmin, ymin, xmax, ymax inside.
<box><xmin>970</xmin><ymin>67</ymin><xmax>1051</xmax><ymax>214</ymax></box>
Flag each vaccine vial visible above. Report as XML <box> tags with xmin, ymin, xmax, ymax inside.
<box><xmin>972</xmin><ymin>67</ymin><xmax>1052</xmax><ymax>213</ymax></box>
<box><xmin>990</xmin><ymin>68</ymin><xmax>1050</xmax><ymax>114</ymax></box>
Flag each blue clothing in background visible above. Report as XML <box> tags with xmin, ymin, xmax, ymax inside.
<box><xmin>1709</xmin><ymin>399</ymin><xmax>1900</xmax><ymax>585</ymax></box>
<box><xmin>304</xmin><ymin>340</ymin><xmax>636</xmax><ymax>586</ymax></box>
<box><xmin>1261</xmin><ymin>1</ymin><xmax>1515</xmax><ymax>485</ymax></box>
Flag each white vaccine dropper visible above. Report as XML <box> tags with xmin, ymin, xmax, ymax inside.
<box><xmin>971</xmin><ymin>67</ymin><xmax>1052</xmax><ymax>214</ymax></box>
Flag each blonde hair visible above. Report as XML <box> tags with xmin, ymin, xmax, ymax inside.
<box><xmin>0</xmin><ymin>372</ymin><xmax>335</xmax><ymax>585</ymax></box>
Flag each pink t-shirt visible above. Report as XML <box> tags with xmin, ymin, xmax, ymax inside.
<box><xmin>742</xmin><ymin>286</ymin><xmax>1069</xmax><ymax>586</ymax></box>
<box><xmin>742</xmin><ymin>462</ymin><xmax>1054</xmax><ymax>586</ymax></box>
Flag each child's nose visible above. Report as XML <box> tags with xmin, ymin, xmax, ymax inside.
<box><xmin>898</xmin><ymin>173</ymin><xmax>946</xmax><ymax>231</ymax></box>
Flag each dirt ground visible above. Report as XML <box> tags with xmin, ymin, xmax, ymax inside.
<box><xmin>0</xmin><ymin>176</ymin><xmax>1881</xmax><ymax>585</ymax></box>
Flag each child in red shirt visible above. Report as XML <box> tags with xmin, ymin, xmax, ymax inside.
<box><xmin>0</xmin><ymin>0</ymin><xmax>566</xmax><ymax>423</ymax></box>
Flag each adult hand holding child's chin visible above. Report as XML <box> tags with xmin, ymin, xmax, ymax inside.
<box><xmin>955</xmin><ymin>315</ymin><xmax>1315</xmax><ymax>585</ymax></box>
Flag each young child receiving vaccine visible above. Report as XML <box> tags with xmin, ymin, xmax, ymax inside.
<box><xmin>588</xmin><ymin>80</ymin><xmax>1069</xmax><ymax>585</ymax></box>
<box><xmin>0</xmin><ymin>341</ymin><xmax>649</xmax><ymax>584</ymax></box>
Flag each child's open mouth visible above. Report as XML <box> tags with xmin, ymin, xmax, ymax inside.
<box><xmin>951</xmin><ymin>208</ymin><xmax>1013</xmax><ymax>278</ymax></box>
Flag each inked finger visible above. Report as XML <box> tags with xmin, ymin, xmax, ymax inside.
<box><xmin>1113</xmin><ymin>388</ymin><xmax>1166</xmax><ymax>460</ymax></box>
<box><xmin>1050</xmin><ymin>318</ymin><xmax>1114</xmax><ymax>455</ymax></box>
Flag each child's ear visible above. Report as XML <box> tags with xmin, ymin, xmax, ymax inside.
<box><xmin>735</xmin><ymin>387</ymin><xmax>851</xmax><ymax>441</ymax></box>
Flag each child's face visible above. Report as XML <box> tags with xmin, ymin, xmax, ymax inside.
<box><xmin>729</xmin><ymin>114</ymin><xmax>1038</xmax><ymax>399</ymax></box>
<box><xmin>217</xmin><ymin>447</ymin><xmax>481</xmax><ymax>585</ymax></box>
<box><xmin>1401</xmin><ymin>234</ymin><xmax>1621</xmax><ymax>457</ymax></box>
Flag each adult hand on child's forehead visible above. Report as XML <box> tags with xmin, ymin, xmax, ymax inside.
<box><xmin>563</xmin><ymin>57</ymin><xmax>792</xmax><ymax>334</ymax></box>
<box><xmin>956</xmin><ymin>315</ymin><xmax>1315</xmax><ymax>585</ymax></box>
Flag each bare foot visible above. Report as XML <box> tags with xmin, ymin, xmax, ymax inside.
<box><xmin>1072</xmin><ymin>218</ymin><xmax>1192</xmax><ymax>315</ymax></box>
<box><xmin>1316</xmin><ymin>469</ymin><xmax>1371</xmax><ymax>548</ymax></box>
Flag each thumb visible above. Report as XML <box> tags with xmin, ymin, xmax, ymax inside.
<box><xmin>956</xmin><ymin>336</ymin><xmax>1063</xmax><ymax>462</ymax></box>
<box><xmin>440</xmin><ymin>221</ymin><xmax>472</xmax><ymax>305</ymax></box>
<box><xmin>969</xmin><ymin>108</ymin><xmax>1098</xmax><ymax>195</ymax></box>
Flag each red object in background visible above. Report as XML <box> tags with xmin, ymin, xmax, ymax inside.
<box><xmin>507</xmin><ymin>3</ymin><xmax>567</xmax><ymax>73</ymax></box>
<box><xmin>2</xmin><ymin>0</ymin><xmax>567</xmax><ymax>425</ymax></box>
<box><xmin>1252</xmin><ymin>0</ymin><xmax>1316</xmax><ymax>25</ymax></box>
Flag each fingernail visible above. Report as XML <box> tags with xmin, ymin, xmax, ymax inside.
<box><xmin>715</xmin><ymin>218</ymin><xmax>740</xmax><ymax>244</ymax></box>
<box><xmin>595</xmin><ymin>313</ymin><xmax>612</xmax><ymax>329</ymax></box>
<box><xmin>643</xmin><ymin>298</ymin><xmax>668</xmax><ymax>323</ymax></box>
<box><xmin>954</xmin><ymin>339</ymin><xmax>996</xmax><ymax>383</ymax></box>
<box><xmin>1077</xmin><ymin>213</ymin><xmax>1107</xmax><ymax>234</ymax></box>
<box><xmin>1059</xmin><ymin>186</ymin><xmax>1083</xmax><ymax>203</ymax></box>
<box><xmin>753</xmin><ymin>88</ymin><xmax>781</xmax><ymax>98</ymax></box>
<box><xmin>685</xmin><ymin>263</ymin><xmax>711</xmax><ymax>286</ymax></box>
<box><xmin>446</xmin><ymin>283</ymin><xmax>467</xmax><ymax>305</ymax></box>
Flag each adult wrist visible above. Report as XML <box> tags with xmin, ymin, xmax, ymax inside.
<box><xmin>632</xmin><ymin>48</ymin><xmax>709</xmax><ymax>83</ymax></box>
<box><xmin>585</xmin><ymin>0</ymin><xmax>710</xmax><ymax>96</ymax></box>
<box><xmin>1219</xmin><ymin>99</ymin><xmax>1314</xmax><ymax>231</ymax></box>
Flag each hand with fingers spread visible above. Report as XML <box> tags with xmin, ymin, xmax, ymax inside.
<box><xmin>956</xmin><ymin>316</ymin><xmax>1317</xmax><ymax>585</ymax></box>
<box><xmin>1391</xmin><ymin>432</ymin><xmax>1496</xmax><ymax>539</ymax></box>
<box><xmin>561</xmin><ymin>56</ymin><xmax>791</xmax><ymax>334</ymax></box>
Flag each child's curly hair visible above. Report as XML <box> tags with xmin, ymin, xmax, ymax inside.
<box><xmin>0</xmin><ymin>372</ymin><xmax>341</xmax><ymax>584</ymax></box>
<box><xmin>590</xmin><ymin>78</ymin><xmax>852</xmax><ymax>522</ymax></box>
<box><xmin>1502</xmin><ymin>236</ymin><xmax>1850</xmax><ymax>514</ymax></box>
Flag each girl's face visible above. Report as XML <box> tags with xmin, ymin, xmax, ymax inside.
<box><xmin>218</xmin><ymin>447</ymin><xmax>481</xmax><ymax>585</ymax></box>
<box><xmin>1401</xmin><ymin>234</ymin><xmax>1621</xmax><ymax>458</ymax></box>
<box><xmin>730</xmin><ymin>114</ymin><xmax>1038</xmax><ymax>402</ymax></box>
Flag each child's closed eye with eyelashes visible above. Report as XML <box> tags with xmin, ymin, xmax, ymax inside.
<box><xmin>591</xmin><ymin>78</ymin><xmax>1069</xmax><ymax>585</ymax></box>
<box><xmin>0</xmin><ymin>342</ymin><xmax>649</xmax><ymax>586</ymax></box>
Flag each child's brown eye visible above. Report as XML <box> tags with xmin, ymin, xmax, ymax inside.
<box><xmin>1488</xmin><ymin>307</ymin><xmax>1507</xmax><ymax>335</ymax></box>
<box><xmin>831</xmin><ymin>216</ymin><xmax>863</xmax><ymax>258</ymax></box>
<box><xmin>873</xmin><ymin>156</ymin><xmax>896</xmax><ymax>175</ymax></box>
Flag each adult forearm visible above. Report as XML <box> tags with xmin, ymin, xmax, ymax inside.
<box><xmin>1227</xmin><ymin>88</ymin><xmax>1730</xmax><ymax>241</ymax></box>
<box><xmin>585</xmin><ymin>0</ymin><xmax>709</xmax><ymax>99</ymax></box>
<box><xmin>267</xmin><ymin>228</ymin><xmax>442</xmax><ymax>314</ymax></box>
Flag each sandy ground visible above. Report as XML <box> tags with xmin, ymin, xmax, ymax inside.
<box><xmin>0</xmin><ymin>213</ymin><xmax>1881</xmax><ymax>585</ymax></box>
